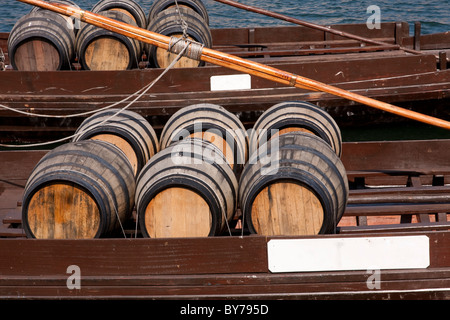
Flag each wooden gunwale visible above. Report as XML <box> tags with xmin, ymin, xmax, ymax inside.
<box><xmin>1</xmin><ymin>7</ymin><xmax>449</xmax><ymax>299</ymax></box>
<box><xmin>0</xmin><ymin>231</ymin><xmax>449</xmax><ymax>299</ymax></box>
<box><xmin>1</xmin><ymin>141</ymin><xmax>450</xmax><ymax>299</ymax></box>
<box><xmin>8</xmin><ymin>1</ymin><xmax>450</xmax><ymax>130</ymax></box>
<box><xmin>1</xmin><ymin>23</ymin><xmax>449</xmax><ymax>141</ymax></box>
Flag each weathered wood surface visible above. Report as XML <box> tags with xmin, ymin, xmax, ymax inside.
<box><xmin>0</xmin><ymin>231</ymin><xmax>449</xmax><ymax>299</ymax></box>
<box><xmin>1</xmin><ymin>53</ymin><xmax>448</xmax><ymax>143</ymax></box>
<box><xmin>1</xmin><ymin>139</ymin><xmax>450</xmax><ymax>237</ymax></box>
<box><xmin>1</xmin><ymin>140</ymin><xmax>450</xmax><ymax>299</ymax></box>
<box><xmin>250</xmin><ymin>182</ymin><xmax>324</xmax><ymax>235</ymax></box>
<box><xmin>1</xmin><ymin>22</ymin><xmax>449</xmax><ymax>142</ymax></box>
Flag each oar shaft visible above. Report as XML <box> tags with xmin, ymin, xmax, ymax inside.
<box><xmin>16</xmin><ymin>0</ymin><xmax>450</xmax><ymax>130</ymax></box>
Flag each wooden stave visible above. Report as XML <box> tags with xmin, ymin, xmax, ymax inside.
<box><xmin>7</xmin><ymin>10</ymin><xmax>75</xmax><ymax>70</ymax></box>
<box><xmin>159</xmin><ymin>103</ymin><xmax>248</xmax><ymax>175</ymax></box>
<box><xmin>146</xmin><ymin>6</ymin><xmax>212</xmax><ymax>68</ymax></box>
<box><xmin>76</xmin><ymin>10</ymin><xmax>142</xmax><ymax>70</ymax></box>
<box><xmin>136</xmin><ymin>138</ymin><xmax>238</xmax><ymax>237</ymax></box>
<box><xmin>239</xmin><ymin>132</ymin><xmax>349</xmax><ymax>235</ymax></box>
<box><xmin>72</xmin><ymin>109</ymin><xmax>159</xmax><ymax>176</ymax></box>
<box><xmin>243</xmin><ymin>132</ymin><xmax>348</xmax><ymax>219</ymax></box>
<box><xmin>249</xmin><ymin>101</ymin><xmax>342</xmax><ymax>157</ymax></box>
<box><xmin>91</xmin><ymin>0</ymin><xmax>148</xmax><ymax>29</ymax></box>
<box><xmin>22</xmin><ymin>140</ymin><xmax>136</xmax><ymax>239</ymax></box>
<box><xmin>147</xmin><ymin>0</ymin><xmax>209</xmax><ymax>26</ymax></box>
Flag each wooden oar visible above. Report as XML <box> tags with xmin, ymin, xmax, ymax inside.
<box><xmin>17</xmin><ymin>0</ymin><xmax>450</xmax><ymax>130</ymax></box>
<box><xmin>212</xmin><ymin>0</ymin><xmax>425</xmax><ymax>56</ymax></box>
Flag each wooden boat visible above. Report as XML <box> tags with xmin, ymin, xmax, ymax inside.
<box><xmin>1</xmin><ymin>19</ymin><xmax>449</xmax><ymax>143</ymax></box>
<box><xmin>1</xmin><ymin>138</ymin><xmax>450</xmax><ymax>299</ymax></box>
<box><xmin>1</xmin><ymin>0</ymin><xmax>449</xmax><ymax>301</ymax></box>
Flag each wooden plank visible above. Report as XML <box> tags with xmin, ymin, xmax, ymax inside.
<box><xmin>349</xmin><ymin>186</ymin><xmax>450</xmax><ymax>204</ymax></box>
<box><xmin>0</xmin><ymin>225</ymin><xmax>25</xmax><ymax>238</ymax></box>
<box><xmin>0</xmin><ymin>236</ymin><xmax>269</xmax><ymax>276</ymax></box>
<box><xmin>0</xmin><ymin>53</ymin><xmax>438</xmax><ymax>97</ymax></box>
<box><xmin>26</xmin><ymin>183</ymin><xmax>101</xmax><ymax>239</ymax></box>
<box><xmin>250</xmin><ymin>182</ymin><xmax>324</xmax><ymax>236</ymax></box>
<box><xmin>0</xmin><ymin>231</ymin><xmax>448</xmax><ymax>276</ymax></box>
<box><xmin>0</xmin><ymin>150</ymin><xmax>47</xmax><ymax>180</ymax></box>
<box><xmin>340</xmin><ymin>222</ymin><xmax>450</xmax><ymax>234</ymax></box>
<box><xmin>341</xmin><ymin>139</ymin><xmax>450</xmax><ymax>173</ymax></box>
<box><xmin>1</xmin><ymin>208</ymin><xmax>21</xmax><ymax>224</ymax></box>
<box><xmin>0</xmin><ymin>232</ymin><xmax>449</xmax><ymax>299</ymax></box>
<box><xmin>345</xmin><ymin>203</ymin><xmax>450</xmax><ymax>216</ymax></box>
<box><xmin>14</xmin><ymin>39</ymin><xmax>59</xmax><ymax>71</ymax></box>
<box><xmin>222</xmin><ymin>45</ymin><xmax>400</xmax><ymax>58</ymax></box>
<box><xmin>144</xmin><ymin>187</ymin><xmax>212</xmax><ymax>238</ymax></box>
<box><xmin>1</xmin><ymin>276</ymin><xmax>449</xmax><ymax>299</ymax></box>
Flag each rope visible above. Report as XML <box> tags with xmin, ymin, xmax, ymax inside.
<box><xmin>0</xmin><ymin>41</ymin><xmax>191</xmax><ymax>149</ymax></box>
<box><xmin>174</xmin><ymin>0</ymin><xmax>189</xmax><ymax>39</ymax></box>
<box><xmin>0</xmin><ymin>80</ymin><xmax>150</xmax><ymax>119</ymax></box>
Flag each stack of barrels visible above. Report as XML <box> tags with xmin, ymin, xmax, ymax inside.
<box><xmin>22</xmin><ymin>109</ymin><xmax>159</xmax><ymax>239</ymax></box>
<box><xmin>241</xmin><ymin>101</ymin><xmax>348</xmax><ymax>236</ymax></box>
<box><xmin>7</xmin><ymin>0</ymin><xmax>212</xmax><ymax>71</ymax></box>
<box><xmin>22</xmin><ymin>101</ymin><xmax>349</xmax><ymax>239</ymax></box>
<box><xmin>135</xmin><ymin>103</ymin><xmax>246</xmax><ymax>238</ymax></box>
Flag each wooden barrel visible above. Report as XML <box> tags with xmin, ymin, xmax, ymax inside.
<box><xmin>91</xmin><ymin>0</ymin><xmax>147</xmax><ymax>29</ymax></box>
<box><xmin>136</xmin><ymin>138</ymin><xmax>238</xmax><ymax>238</ymax></box>
<box><xmin>76</xmin><ymin>10</ymin><xmax>141</xmax><ymax>70</ymax></box>
<box><xmin>159</xmin><ymin>103</ymin><xmax>248</xmax><ymax>175</ymax></box>
<box><xmin>72</xmin><ymin>109</ymin><xmax>159</xmax><ymax>176</ymax></box>
<box><xmin>249</xmin><ymin>101</ymin><xmax>342</xmax><ymax>157</ymax></box>
<box><xmin>148</xmin><ymin>0</ymin><xmax>209</xmax><ymax>26</ymax></box>
<box><xmin>30</xmin><ymin>0</ymin><xmax>78</xmax><ymax>12</ymax></box>
<box><xmin>239</xmin><ymin>132</ymin><xmax>348</xmax><ymax>236</ymax></box>
<box><xmin>22</xmin><ymin>140</ymin><xmax>136</xmax><ymax>239</ymax></box>
<box><xmin>146</xmin><ymin>6</ymin><xmax>212</xmax><ymax>68</ymax></box>
<box><xmin>30</xmin><ymin>1</ymin><xmax>82</xmax><ymax>38</ymax></box>
<box><xmin>7</xmin><ymin>10</ymin><xmax>75</xmax><ymax>71</ymax></box>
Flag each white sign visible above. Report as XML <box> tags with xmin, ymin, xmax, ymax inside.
<box><xmin>210</xmin><ymin>74</ymin><xmax>251</xmax><ymax>91</ymax></box>
<box><xmin>268</xmin><ymin>236</ymin><xmax>430</xmax><ymax>273</ymax></box>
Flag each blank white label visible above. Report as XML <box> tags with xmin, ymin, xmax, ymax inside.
<box><xmin>210</xmin><ymin>74</ymin><xmax>251</xmax><ymax>91</ymax></box>
<box><xmin>268</xmin><ymin>236</ymin><xmax>430</xmax><ymax>273</ymax></box>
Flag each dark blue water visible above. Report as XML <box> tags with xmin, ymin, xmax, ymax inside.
<box><xmin>1</xmin><ymin>0</ymin><xmax>449</xmax><ymax>34</ymax></box>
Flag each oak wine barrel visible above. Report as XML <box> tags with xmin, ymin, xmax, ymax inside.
<box><xmin>159</xmin><ymin>103</ymin><xmax>248</xmax><ymax>175</ymax></box>
<box><xmin>91</xmin><ymin>0</ymin><xmax>147</xmax><ymax>29</ymax></box>
<box><xmin>29</xmin><ymin>0</ymin><xmax>79</xmax><ymax>34</ymax></box>
<box><xmin>76</xmin><ymin>10</ymin><xmax>141</xmax><ymax>70</ymax></box>
<box><xmin>146</xmin><ymin>6</ymin><xmax>212</xmax><ymax>68</ymax></box>
<box><xmin>72</xmin><ymin>109</ymin><xmax>159</xmax><ymax>176</ymax></box>
<box><xmin>249</xmin><ymin>101</ymin><xmax>342</xmax><ymax>157</ymax></box>
<box><xmin>7</xmin><ymin>10</ymin><xmax>75</xmax><ymax>71</ymax></box>
<box><xmin>239</xmin><ymin>132</ymin><xmax>348</xmax><ymax>236</ymax></box>
<box><xmin>22</xmin><ymin>140</ymin><xmax>136</xmax><ymax>239</ymax></box>
<box><xmin>136</xmin><ymin>138</ymin><xmax>238</xmax><ymax>238</ymax></box>
<box><xmin>148</xmin><ymin>0</ymin><xmax>209</xmax><ymax>26</ymax></box>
